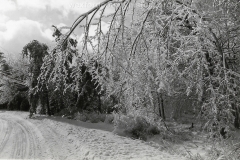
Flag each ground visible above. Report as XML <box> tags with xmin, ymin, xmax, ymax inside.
<box><xmin>1</xmin><ymin>111</ymin><xmax>239</xmax><ymax>160</ymax></box>
<box><xmin>0</xmin><ymin>111</ymin><xmax>186</xmax><ymax>160</ymax></box>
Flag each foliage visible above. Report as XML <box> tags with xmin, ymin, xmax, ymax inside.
<box><xmin>0</xmin><ymin>52</ymin><xmax>8</xmax><ymax>73</ymax></box>
<box><xmin>113</xmin><ymin>113</ymin><xmax>161</xmax><ymax>140</ymax></box>
<box><xmin>0</xmin><ymin>51</ymin><xmax>28</xmax><ymax>105</ymax></box>
<box><xmin>36</xmin><ymin>0</ymin><xmax>240</xmax><ymax>136</ymax></box>
<box><xmin>22</xmin><ymin>40</ymin><xmax>50</xmax><ymax>115</ymax></box>
<box><xmin>22</xmin><ymin>40</ymin><xmax>48</xmax><ymax>88</ymax></box>
<box><xmin>38</xmin><ymin>25</ymin><xmax>111</xmax><ymax>115</ymax></box>
<box><xmin>206</xmin><ymin>140</ymin><xmax>240</xmax><ymax>160</ymax></box>
<box><xmin>38</xmin><ymin>26</ymin><xmax>78</xmax><ymax>115</ymax></box>
<box><xmin>104</xmin><ymin>114</ymin><xmax>114</xmax><ymax>124</ymax></box>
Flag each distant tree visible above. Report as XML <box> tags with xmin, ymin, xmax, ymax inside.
<box><xmin>0</xmin><ymin>52</ymin><xmax>10</xmax><ymax>73</ymax></box>
<box><xmin>0</xmin><ymin>52</ymin><xmax>15</xmax><ymax>104</ymax></box>
<box><xmin>0</xmin><ymin>51</ymin><xmax>29</xmax><ymax>108</ymax></box>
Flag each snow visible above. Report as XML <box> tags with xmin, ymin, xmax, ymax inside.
<box><xmin>0</xmin><ymin>111</ymin><xmax>187</xmax><ymax>160</ymax></box>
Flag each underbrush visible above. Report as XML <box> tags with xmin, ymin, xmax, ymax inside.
<box><xmin>112</xmin><ymin>113</ymin><xmax>161</xmax><ymax>141</ymax></box>
<box><xmin>186</xmin><ymin>140</ymin><xmax>240</xmax><ymax>160</ymax></box>
<box><xmin>165</xmin><ymin>123</ymin><xmax>240</xmax><ymax>160</ymax></box>
<box><xmin>205</xmin><ymin>133</ymin><xmax>240</xmax><ymax>160</ymax></box>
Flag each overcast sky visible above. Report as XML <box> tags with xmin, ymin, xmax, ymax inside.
<box><xmin>0</xmin><ymin>0</ymin><xmax>113</xmax><ymax>59</ymax></box>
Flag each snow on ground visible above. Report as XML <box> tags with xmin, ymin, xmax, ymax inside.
<box><xmin>0</xmin><ymin>111</ymin><xmax>187</xmax><ymax>160</ymax></box>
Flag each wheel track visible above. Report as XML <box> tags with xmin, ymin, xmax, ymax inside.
<box><xmin>10</xmin><ymin>120</ymin><xmax>31</xmax><ymax>159</ymax></box>
<box><xmin>0</xmin><ymin>113</ymin><xmax>45</xmax><ymax>159</ymax></box>
<box><xmin>0</xmin><ymin>119</ymin><xmax>13</xmax><ymax>157</ymax></box>
<box><xmin>0</xmin><ymin>112</ymin><xmax>71</xmax><ymax>159</ymax></box>
<box><xmin>38</xmin><ymin>121</ymin><xmax>66</xmax><ymax>160</ymax></box>
<box><xmin>0</xmin><ymin>116</ymin><xmax>29</xmax><ymax>159</ymax></box>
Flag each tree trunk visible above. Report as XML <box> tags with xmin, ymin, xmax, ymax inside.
<box><xmin>29</xmin><ymin>93</ymin><xmax>38</xmax><ymax>116</ymax></box>
<box><xmin>45</xmin><ymin>90</ymin><xmax>50</xmax><ymax>116</ymax></box>
<box><xmin>75</xmin><ymin>94</ymin><xmax>84</xmax><ymax>112</ymax></box>
<box><xmin>97</xmin><ymin>94</ymin><xmax>102</xmax><ymax>113</ymax></box>
<box><xmin>157</xmin><ymin>93</ymin><xmax>162</xmax><ymax>117</ymax></box>
<box><xmin>160</xmin><ymin>93</ymin><xmax>166</xmax><ymax>120</ymax></box>
<box><xmin>157</xmin><ymin>93</ymin><xmax>165</xmax><ymax>120</ymax></box>
<box><xmin>233</xmin><ymin>105</ymin><xmax>240</xmax><ymax>129</ymax></box>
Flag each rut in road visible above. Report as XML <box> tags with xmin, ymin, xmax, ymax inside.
<box><xmin>0</xmin><ymin>113</ymin><xmax>52</xmax><ymax>159</ymax></box>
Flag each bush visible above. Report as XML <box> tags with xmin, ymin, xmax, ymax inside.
<box><xmin>98</xmin><ymin>114</ymin><xmax>106</xmax><ymax>122</ymax></box>
<box><xmin>104</xmin><ymin>114</ymin><xmax>114</xmax><ymax>124</ymax></box>
<box><xmin>113</xmin><ymin>113</ymin><xmax>160</xmax><ymax>140</ymax></box>
<box><xmin>74</xmin><ymin>112</ymin><xmax>88</xmax><ymax>122</ymax></box>
<box><xmin>147</xmin><ymin>125</ymin><xmax>161</xmax><ymax>135</ymax></box>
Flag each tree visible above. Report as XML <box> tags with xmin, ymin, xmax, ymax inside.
<box><xmin>38</xmin><ymin>0</ymin><xmax>240</xmax><ymax>133</ymax></box>
<box><xmin>0</xmin><ymin>52</ymin><xmax>12</xmax><ymax>104</ymax></box>
<box><xmin>33</xmin><ymin>25</ymin><xmax>79</xmax><ymax>115</ymax></box>
<box><xmin>0</xmin><ymin>51</ymin><xmax>29</xmax><ymax>110</ymax></box>
<box><xmin>193</xmin><ymin>0</ymin><xmax>240</xmax><ymax>129</ymax></box>
<box><xmin>22</xmin><ymin>40</ymin><xmax>50</xmax><ymax>116</ymax></box>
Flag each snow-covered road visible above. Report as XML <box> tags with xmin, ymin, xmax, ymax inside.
<box><xmin>0</xmin><ymin>111</ymin><xmax>186</xmax><ymax>160</ymax></box>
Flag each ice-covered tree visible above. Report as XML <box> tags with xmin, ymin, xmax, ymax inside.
<box><xmin>22</xmin><ymin>40</ymin><xmax>50</xmax><ymax>116</ymax></box>
<box><xmin>38</xmin><ymin>0</ymin><xmax>240</xmax><ymax>133</ymax></box>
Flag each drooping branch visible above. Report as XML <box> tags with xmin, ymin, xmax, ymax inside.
<box><xmin>0</xmin><ymin>70</ymin><xmax>29</xmax><ymax>91</ymax></box>
<box><xmin>61</xmin><ymin>0</ymin><xmax>119</xmax><ymax>47</ymax></box>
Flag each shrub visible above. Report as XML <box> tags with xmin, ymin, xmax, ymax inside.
<box><xmin>74</xmin><ymin>112</ymin><xmax>88</xmax><ymax>122</ymax></box>
<box><xmin>98</xmin><ymin>114</ymin><xmax>106</xmax><ymax>122</ymax></box>
<box><xmin>104</xmin><ymin>114</ymin><xmax>114</xmax><ymax>124</ymax></box>
<box><xmin>113</xmin><ymin>113</ymin><xmax>160</xmax><ymax>140</ymax></box>
<box><xmin>147</xmin><ymin>125</ymin><xmax>161</xmax><ymax>135</ymax></box>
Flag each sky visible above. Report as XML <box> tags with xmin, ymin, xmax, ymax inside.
<box><xmin>0</xmin><ymin>0</ymin><xmax>113</xmax><ymax>59</ymax></box>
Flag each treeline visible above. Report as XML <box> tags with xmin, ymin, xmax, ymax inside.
<box><xmin>0</xmin><ymin>38</ymin><xmax>118</xmax><ymax>117</ymax></box>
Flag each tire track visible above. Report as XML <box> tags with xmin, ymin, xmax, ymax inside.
<box><xmin>37</xmin><ymin>121</ymin><xmax>68</xmax><ymax>160</ymax></box>
<box><xmin>0</xmin><ymin>113</ymin><xmax>48</xmax><ymax>159</ymax></box>
<box><xmin>9</xmin><ymin>120</ymin><xmax>31</xmax><ymax>159</ymax></box>
<box><xmin>0</xmin><ymin>119</ymin><xmax>13</xmax><ymax>158</ymax></box>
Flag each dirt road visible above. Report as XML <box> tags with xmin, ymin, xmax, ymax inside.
<box><xmin>0</xmin><ymin>111</ymin><xmax>185</xmax><ymax>160</ymax></box>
